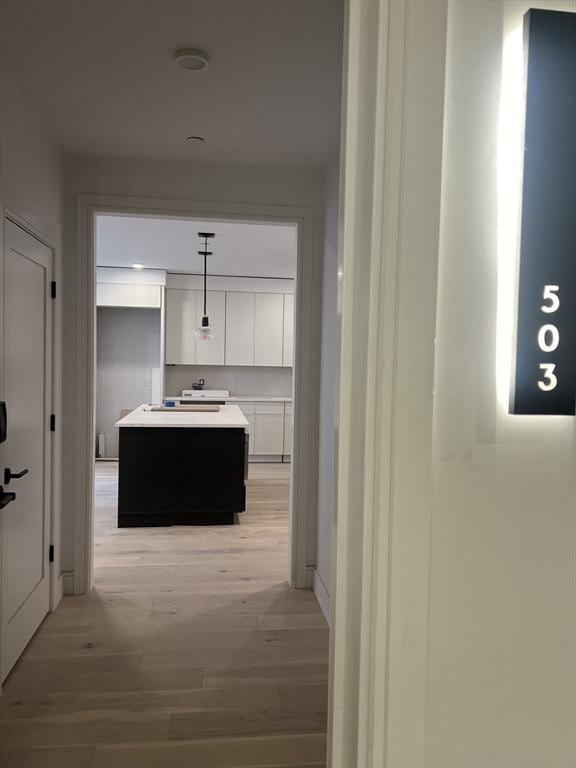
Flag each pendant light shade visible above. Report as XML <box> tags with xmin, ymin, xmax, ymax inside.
<box><xmin>195</xmin><ymin>232</ymin><xmax>215</xmax><ymax>341</ymax></box>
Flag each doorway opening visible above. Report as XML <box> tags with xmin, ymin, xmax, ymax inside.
<box><xmin>92</xmin><ymin>209</ymin><xmax>301</xmax><ymax>592</ymax></box>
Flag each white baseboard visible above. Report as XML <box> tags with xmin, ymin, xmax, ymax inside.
<box><xmin>51</xmin><ymin>571</ymin><xmax>64</xmax><ymax>611</ymax></box>
<box><xmin>62</xmin><ymin>571</ymin><xmax>75</xmax><ymax>596</ymax></box>
<box><xmin>313</xmin><ymin>569</ymin><xmax>331</xmax><ymax>624</ymax></box>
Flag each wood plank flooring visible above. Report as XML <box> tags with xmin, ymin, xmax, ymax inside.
<box><xmin>0</xmin><ymin>462</ymin><xmax>328</xmax><ymax>768</ymax></box>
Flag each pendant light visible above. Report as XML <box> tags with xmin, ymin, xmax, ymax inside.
<box><xmin>195</xmin><ymin>232</ymin><xmax>215</xmax><ymax>341</ymax></box>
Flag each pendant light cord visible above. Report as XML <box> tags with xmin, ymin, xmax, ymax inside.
<box><xmin>203</xmin><ymin>245</ymin><xmax>207</xmax><ymax>316</ymax></box>
<box><xmin>197</xmin><ymin>232</ymin><xmax>214</xmax><ymax>322</ymax></box>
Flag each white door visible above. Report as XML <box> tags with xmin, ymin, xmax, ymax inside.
<box><xmin>1</xmin><ymin>219</ymin><xmax>52</xmax><ymax>682</ymax></box>
<box><xmin>194</xmin><ymin>290</ymin><xmax>225</xmax><ymax>365</ymax></box>
<box><xmin>254</xmin><ymin>293</ymin><xmax>283</xmax><ymax>367</ymax></box>
<box><xmin>225</xmin><ymin>292</ymin><xmax>255</xmax><ymax>366</ymax></box>
<box><xmin>165</xmin><ymin>288</ymin><xmax>197</xmax><ymax>364</ymax></box>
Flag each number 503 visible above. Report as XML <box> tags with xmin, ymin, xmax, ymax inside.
<box><xmin>538</xmin><ymin>285</ymin><xmax>559</xmax><ymax>392</ymax></box>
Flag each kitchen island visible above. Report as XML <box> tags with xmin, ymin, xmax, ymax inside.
<box><xmin>116</xmin><ymin>404</ymin><xmax>248</xmax><ymax>527</ymax></box>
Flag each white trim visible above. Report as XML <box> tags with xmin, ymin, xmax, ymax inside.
<box><xmin>62</xmin><ymin>571</ymin><xmax>75</xmax><ymax>596</ymax></box>
<box><xmin>74</xmin><ymin>194</ymin><xmax>318</xmax><ymax>594</ymax></box>
<box><xmin>51</xmin><ymin>571</ymin><xmax>64</xmax><ymax>608</ymax></box>
<box><xmin>330</xmin><ymin>1</ymin><xmax>448</xmax><ymax>766</ymax></box>
<box><xmin>313</xmin><ymin>569</ymin><xmax>331</xmax><ymax>624</ymax></box>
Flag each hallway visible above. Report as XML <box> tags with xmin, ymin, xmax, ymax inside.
<box><xmin>0</xmin><ymin>463</ymin><xmax>328</xmax><ymax>767</ymax></box>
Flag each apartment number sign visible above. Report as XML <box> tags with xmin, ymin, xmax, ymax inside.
<box><xmin>511</xmin><ymin>9</ymin><xmax>576</xmax><ymax>415</ymax></box>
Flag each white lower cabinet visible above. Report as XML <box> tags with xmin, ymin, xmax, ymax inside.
<box><xmin>235</xmin><ymin>402</ymin><xmax>286</xmax><ymax>458</ymax></box>
<box><xmin>237</xmin><ymin>403</ymin><xmax>256</xmax><ymax>456</ymax></box>
<box><xmin>254</xmin><ymin>404</ymin><xmax>285</xmax><ymax>455</ymax></box>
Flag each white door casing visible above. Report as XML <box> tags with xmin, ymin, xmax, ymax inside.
<box><xmin>283</xmin><ymin>292</ymin><xmax>295</xmax><ymax>367</ymax></box>
<box><xmin>0</xmin><ymin>219</ymin><xmax>53</xmax><ymax>682</ymax></box>
<box><xmin>75</xmin><ymin>197</ymin><xmax>316</xmax><ymax>596</ymax></box>
<box><xmin>330</xmin><ymin>1</ymin><xmax>447</xmax><ymax>766</ymax></box>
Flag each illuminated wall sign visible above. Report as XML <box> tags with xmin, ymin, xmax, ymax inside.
<box><xmin>511</xmin><ymin>9</ymin><xmax>576</xmax><ymax>415</ymax></box>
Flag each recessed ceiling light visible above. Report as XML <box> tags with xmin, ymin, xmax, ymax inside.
<box><xmin>132</xmin><ymin>263</ymin><xmax>144</xmax><ymax>270</ymax></box>
<box><xmin>174</xmin><ymin>48</ymin><xmax>209</xmax><ymax>71</ymax></box>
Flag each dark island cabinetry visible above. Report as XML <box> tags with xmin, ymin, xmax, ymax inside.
<box><xmin>118</xmin><ymin>426</ymin><xmax>247</xmax><ymax>527</ymax></box>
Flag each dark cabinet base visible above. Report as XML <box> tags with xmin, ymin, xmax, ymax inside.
<box><xmin>118</xmin><ymin>427</ymin><xmax>246</xmax><ymax>527</ymax></box>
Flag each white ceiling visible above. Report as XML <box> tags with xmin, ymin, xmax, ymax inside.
<box><xmin>96</xmin><ymin>215</ymin><xmax>297</xmax><ymax>278</ymax></box>
<box><xmin>0</xmin><ymin>0</ymin><xmax>343</xmax><ymax>169</ymax></box>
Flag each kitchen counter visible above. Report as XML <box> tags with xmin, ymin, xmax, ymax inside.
<box><xmin>116</xmin><ymin>404</ymin><xmax>248</xmax><ymax>527</ymax></box>
<box><xmin>117</xmin><ymin>404</ymin><xmax>248</xmax><ymax>429</ymax></box>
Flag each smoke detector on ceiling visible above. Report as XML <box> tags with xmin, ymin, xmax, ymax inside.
<box><xmin>174</xmin><ymin>49</ymin><xmax>210</xmax><ymax>71</ymax></box>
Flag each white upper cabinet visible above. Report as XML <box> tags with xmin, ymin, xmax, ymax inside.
<box><xmin>254</xmin><ymin>293</ymin><xmax>284</xmax><ymax>367</ymax></box>
<box><xmin>282</xmin><ymin>293</ymin><xmax>294</xmax><ymax>367</ymax></box>
<box><xmin>165</xmin><ymin>289</ymin><xmax>225</xmax><ymax>365</ymax></box>
<box><xmin>97</xmin><ymin>283</ymin><xmax>162</xmax><ymax>308</ymax></box>
<box><xmin>226</xmin><ymin>291</ymin><xmax>255</xmax><ymax>365</ymax></box>
<box><xmin>195</xmin><ymin>290</ymin><xmax>225</xmax><ymax>366</ymax></box>
<box><xmin>225</xmin><ymin>292</ymin><xmax>255</xmax><ymax>366</ymax></box>
<box><xmin>165</xmin><ymin>288</ymin><xmax>197</xmax><ymax>364</ymax></box>
<box><xmin>164</xmin><ymin>275</ymin><xmax>295</xmax><ymax>368</ymax></box>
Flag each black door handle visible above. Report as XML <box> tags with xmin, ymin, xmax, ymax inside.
<box><xmin>0</xmin><ymin>489</ymin><xmax>16</xmax><ymax>508</ymax></box>
<box><xmin>4</xmin><ymin>467</ymin><xmax>29</xmax><ymax>485</ymax></box>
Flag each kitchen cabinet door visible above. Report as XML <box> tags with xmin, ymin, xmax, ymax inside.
<box><xmin>282</xmin><ymin>293</ymin><xmax>294</xmax><ymax>367</ymax></box>
<box><xmin>97</xmin><ymin>283</ymin><xmax>162</xmax><ymax>308</ymax></box>
<box><xmin>165</xmin><ymin>289</ymin><xmax>197</xmax><ymax>365</ymax></box>
<box><xmin>194</xmin><ymin>290</ymin><xmax>226</xmax><ymax>365</ymax></box>
<box><xmin>225</xmin><ymin>292</ymin><xmax>255</xmax><ymax>366</ymax></box>
<box><xmin>254</xmin><ymin>293</ymin><xmax>283</xmax><ymax>367</ymax></box>
<box><xmin>253</xmin><ymin>404</ymin><xmax>284</xmax><ymax>455</ymax></box>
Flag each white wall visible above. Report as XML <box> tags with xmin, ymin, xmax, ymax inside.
<box><xmin>0</xmin><ymin>70</ymin><xmax>64</xmax><ymax>601</ymax></box>
<box><xmin>96</xmin><ymin>308</ymin><xmax>161</xmax><ymax>458</ymax></box>
<box><xmin>426</xmin><ymin>1</ymin><xmax>576</xmax><ymax>765</ymax></box>
<box><xmin>62</xmin><ymin>156</ymin><xmax>325</xmax><ymax>581</ymax></box>
<box><xmin>315</xmin><ymin>162</ymin><xmax>340</xmax><ymax>621</ymax></box>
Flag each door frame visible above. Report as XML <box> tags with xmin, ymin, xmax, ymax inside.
<box><xmin>0</xmin><ymin>211</ymin><xmax>56</xmax><ymax>683</ymax></box>
<box><xmin>329</xmin><ymin>1</ymin><xmax>447</xmax><ymax>766</ymax></box>
<box><xmin>74</xmin><ymin>194</ymin><xmax>316</xmax><ymax>593</ymax></box>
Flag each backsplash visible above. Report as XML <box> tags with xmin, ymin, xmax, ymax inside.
<box><xmin>165</xmin><ymin>365</ymin><xmax>293</xmax><ymax>398</ymax></box>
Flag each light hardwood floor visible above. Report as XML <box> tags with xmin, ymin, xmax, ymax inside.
<box><xmin>0</xmin><ymin>462</ymin><xmax>328</xmax><ymax>768</ymax></box>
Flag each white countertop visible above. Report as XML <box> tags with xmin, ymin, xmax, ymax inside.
<box><xmin>167</xmin><ymin>395</ymin><xmax>291</xmax><ymax>403</ymax></box>
<box><xmin>116</xmin><ymin>404</ymin><xmax>249</xmax><ymax>429</ymax></box>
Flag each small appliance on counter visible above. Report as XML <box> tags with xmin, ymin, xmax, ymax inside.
<box><xmin>181</xmin><ymin>389</ymin><xmax>230</xmax><ymax>399</ymax></box>
<box><xmin>191</xmin><ymin>378</ymin><xmax>205</xmax><ymax>390</ymax></box>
